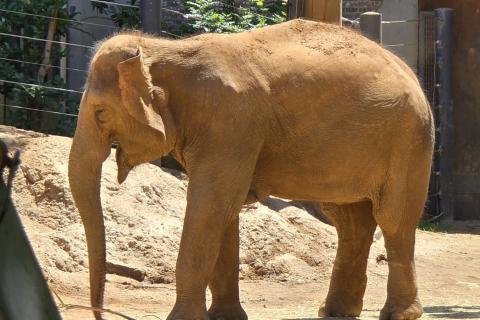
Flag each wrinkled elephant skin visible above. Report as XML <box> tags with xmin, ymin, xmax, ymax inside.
<box><xmin>68</xmin><ymin>19</ymin><xmax>434</xmax><ymax>320</ymax></box>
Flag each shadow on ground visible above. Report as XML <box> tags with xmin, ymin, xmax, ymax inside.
<box><xmin>282</xmin><ymin>317</ymin><xmax>359</xmax><ymax>320</ymax></box>
<box><xmin>282</xmin><ymin>306</ymin><xmax>480</xmax><ymax>320</ymax></box>
<box><xmin>423</xmin><ymin>306</ymin><xmax>480</xmax><ymax>319</ymax></box>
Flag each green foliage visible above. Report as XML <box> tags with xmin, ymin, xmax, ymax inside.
<box><xmin>91</xmin><ymin>0</ymin><xmax>140</xmax><ymax>29</ymax></box>
<box><xmin>418</xmin><ymin>220</ymin><xmax>446</xmax><ymax>232</ymax></box>
<box><xmin>0</xmin><ymin>0</ymin><xmax>80</xmax><ymax>135</ymax></box>
<box><xmin>184</xmin><ymin>0</ymin><xmax>287</xmax><ymax>34</ymax></box>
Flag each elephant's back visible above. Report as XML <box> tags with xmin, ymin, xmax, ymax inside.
<box><xmin>190</xmin><ymin>19</ymin><xmax>381</xmax><ymax>64</ymax></box>
<box><xmin>183</xmin><ymin>20</ymin><xmax>411</xmax><ymax>95</ymax></box>
<box><xmin>179</xmin><ymin>19</ymin><xmax>431</xmax><ymax>131</ymax></box>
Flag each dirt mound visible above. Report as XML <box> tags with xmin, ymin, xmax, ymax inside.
<box><xmin>0</xmin><ymin>125</ymin><xmax>338</xmax><ymax>292</ymax></box>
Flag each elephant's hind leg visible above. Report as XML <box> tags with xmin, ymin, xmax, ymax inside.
<box><xmin>374</xmin><ymin>147</ymin><xmax>431</xmax><ymax>320</ymax></box>
<box><xmin>318</xmin><ymin>201</ymin><xmax>377</xmax><ymax>317</ymax></box>
<box><xmin>208</xmin><ymin>217</ymin><xmax>248</xmax><ymax>320</ymax></box>
<box><xmin>378</xmin><ymin>227</ymin><xmax>423</xmax><ymax>320</ymax></box>
<box><xmin>374</xmin><ymin>194</ymin><xmax>426</xmax><ymax>320</ymax></box>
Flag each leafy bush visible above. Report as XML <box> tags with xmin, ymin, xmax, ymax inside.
<box><xmin>417</xmin><ymin>220</ymin><xmax>446</xmax><ymax>232</ymax></box>
<box><xmin>90</xmin><ymin>0</ymin><xmax>140</xmax><ymax>29</ymax></box>
<box><xmin>184</xmin><ymin>0</ymin><xmax>287</xmax><ymax>34</ymax></box>
<box><xmin>0</xmin><ymin>0</ymin><xmax>80</xmax><ymax>135</ymax></box>
<box><xmin>90</xmin><ymin>0</ymin><xmax>287</xmax><ymax>36</ymax></box>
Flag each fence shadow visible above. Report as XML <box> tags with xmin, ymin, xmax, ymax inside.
<box><xmin>423</xmin><ymin>306</ymin><xmax>480</xmax><ymax>319</ymax></box>
<box><xmin>282</xmin><ymin>306</ymin><xmax>480</xmax><ymax>320</ymax></box>
<box><xmin>282</xmin><ymin>317</ymin><xmax>358</xmax><ymax>320</ymax></box>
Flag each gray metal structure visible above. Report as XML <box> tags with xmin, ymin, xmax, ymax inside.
<box><xmin>378</xmin><ymin>0</ymin><xmax>419</xmax><ymax>72</ymax></box>
<box><xmin>360</xmin><ymin>12</ymin><xmax>382</xmax><ymax>43</ymax></box>
<box><xmin>0</xmin><ymin>144</ymin><xmax>61</xmax><ymax>320</ymax></box>
<box><xmin>141</xmin><ymin>0</ymin><xmax>163</xmax><ymax>35</ymax></box>
<box><xmin>418</xmin><ymin>9</ymin><xmax>455</xmax><ymax>220</ymax></box>
<box><xmin>419</xmin><ymin>11</ymin><xmax>439</xmax><ymax>217</ymax></box>
<box><xmin>434</xmin><ymin>8</ymin><xmax>455</xmax><ymax>220</ymax></box>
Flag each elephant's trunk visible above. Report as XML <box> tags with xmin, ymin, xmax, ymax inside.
<box><xmin>68</xmin><ymin>96</ymin><xmax>111</xmax><ymax>320</ymax></box>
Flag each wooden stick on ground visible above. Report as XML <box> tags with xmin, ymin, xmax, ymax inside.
<box><xmin>106</xmin><ymin>262</ymin><xmax>146</xmax><ymax>282</ymax></box>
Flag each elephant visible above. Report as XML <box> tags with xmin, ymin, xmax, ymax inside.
<box><xmin>68</xmin><ymin>19</ymin><xmax>434</xmax><ymax>320</ymax></box>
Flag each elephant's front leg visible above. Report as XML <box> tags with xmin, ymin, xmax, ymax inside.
<box><xmin>208</xmin><ymin>218</ymin><xmax>247</xmax><ymax>320</ymax></box>
<box><xmin>319</xmin><ymin>201</ymin><xmax>377</xmax><ymax>317</ymax></box>
<box><xmin>167</xmin><ymin>155</ymin><xmax>257</xmax><ymax>320</ymax></box>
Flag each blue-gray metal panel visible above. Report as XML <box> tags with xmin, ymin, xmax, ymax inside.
<box><xmin>0</xmin><ymin>186</ymin><xmax>61</xmax><ymax>320</ymax></box>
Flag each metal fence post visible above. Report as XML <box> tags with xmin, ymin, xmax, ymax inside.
<box><xmin>140</xmin><ymin>0</ymin><xmax>162</xmax><ymax>35</ymax></box>
<box><xmin>360</xmin><ymin>12</ymin><xmax>382</xmax><ymax>43</ymax></box>
<box><xmin>434</xmin><ymin>8</ymin><xmax>454</xmax><ymax>220</ymax></box>
<box><xmin>0</xmin><ymin>91</ymin><xmax>4</xmax><ymax>124</ymax></box>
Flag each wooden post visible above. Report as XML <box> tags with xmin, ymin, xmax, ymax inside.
<box><xmin>288</xmin><ymin>0</ymin><xmax>304</xmax><ymax>19</ymax></box>
<box><xmin>303</xmin><ymin>0</ymin><xmax>342</xmax><ymax>25</ymax></box>
<box><xmin>289</xmin><ymin>0</ymin><xmax>341</xmax><ymax>25</ymax></box>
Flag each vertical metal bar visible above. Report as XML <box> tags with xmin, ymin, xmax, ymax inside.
<box><xmin>159</xmin><ymin>0</ymin><xmax>163</xmax><ymax>34</ymax></box>
<box><xmin>1</xmin><ymin>92</ymin><xmax>5</xmax><ymax>125</ymax></box>
<box><xmin>360</xmin><ymin>12</ymin><xmax>382</xmax><ymax>43</ymax></box>
<box><xmin>140</xmin><ymin>0</ymin><xmax>162</xmax><ymax>35</ymax></box>
<box><xmin>3</xmin><ymin>92</ymin><xmax>6</xmax><ymax>125</ymax></box>
<box><xmin>434</xmin><ymin>8</ymin><xmax>454</xmax><ymax>219</ymax></box>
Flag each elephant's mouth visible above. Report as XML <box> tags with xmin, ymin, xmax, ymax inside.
<box><xmin>115</xmin><ymin>146</ymin><xmax>133</xmax><ymax>184</ymax></box>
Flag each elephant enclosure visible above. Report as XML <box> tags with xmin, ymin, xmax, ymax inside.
<box><xmin>1</xmin><ymin>125</ymin><xmax>479</xmax><ymax>319</ymax></box>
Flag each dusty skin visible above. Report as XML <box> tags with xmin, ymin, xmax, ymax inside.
<box><xmin>3</xmin><ymin>128</ymin><xmax>477</xmax><ymax>320</ymax></box>
<box><xmin>68</xmin><ymin>19</ymin><xmax>434</xmax><ymax>320</ymax></box>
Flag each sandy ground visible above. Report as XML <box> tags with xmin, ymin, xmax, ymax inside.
<box><xmin>57</xmin><ymin>229</ymin><xmax>480</xmax><ymax>320</ymax></box>
<box><xmin>1</xmin><ymin>125</ymin><xmax>479</xmax><ymax>320</ymax></box>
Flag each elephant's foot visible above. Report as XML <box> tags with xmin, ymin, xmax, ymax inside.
<box><xmin>166</xmin><ymin>302</ymin><xmax>210</xmax><ymax>320</ymax></box>
<box><xmin>318</xmin><ymin>297</ymin><xmax>362</xmax><ymax>318</ymax></box>
<box><xmin>208</xmin><ymin>302</ymin><xmax>248</xmax><ymax>320</ymax></box>
<box><xmin>380</xmin><ymin>299</ymin><xmax>423</xmax><ymax>320</ymax></box>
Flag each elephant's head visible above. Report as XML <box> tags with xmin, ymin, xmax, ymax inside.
<box><xmin>68</xmin><ymin>39</ymin><xmax>175</xmax><ymax>319</ymax></box>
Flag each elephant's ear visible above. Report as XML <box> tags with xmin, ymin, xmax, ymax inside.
<box><xmin>117</xmin><ymin>47</ymin><xmax>167</xmax><ymax>142</ymax></box>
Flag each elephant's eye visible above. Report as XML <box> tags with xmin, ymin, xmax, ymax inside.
<box><xmin>94</xmin><ymin>108</ymin><xmax>107</xmax><ymax>125</ymax></box>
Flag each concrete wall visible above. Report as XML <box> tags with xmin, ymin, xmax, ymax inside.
<box><xmin>343</xmin><ymin>0</ymin><xmax>384</xmax><ymax>20</ymax></box>
<box><xmin>378</xmin><ymin>0</ymin><xmax>419</xmax><ymax>71</ymax></box>
<box><xmin>341</xmin><ymin>0</ymin><xmax>418</xmax><ymax>70</ymax></box>
<box><xmin>420</xmin><ymin>0</ymin><xmax>480</xmax><ymax>220</ymax></box>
